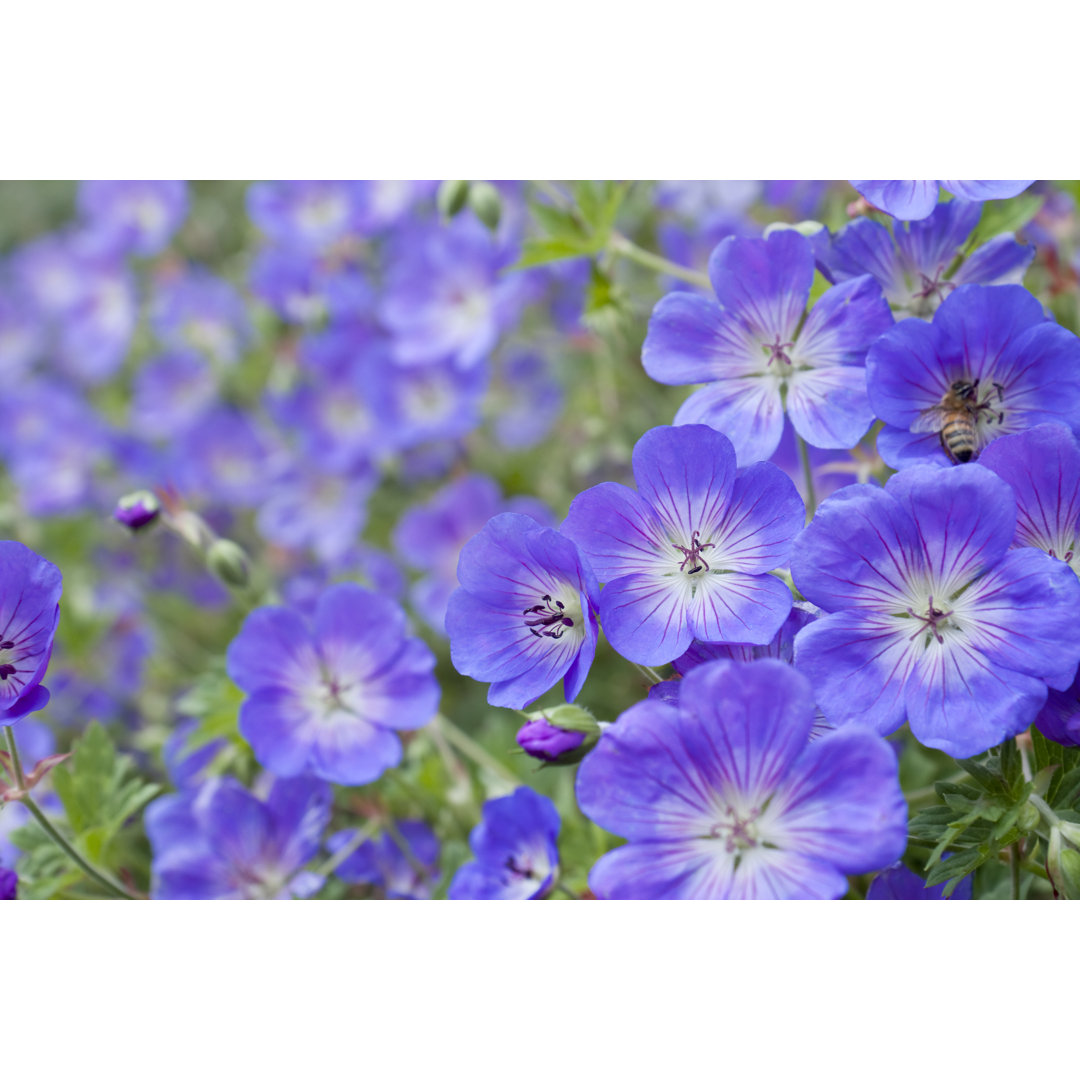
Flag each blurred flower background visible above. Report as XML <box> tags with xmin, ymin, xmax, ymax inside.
<box><xmin>3</xmin><ymin>179</ymin><xmax>1080</xmax><ymax>900</ymax></box>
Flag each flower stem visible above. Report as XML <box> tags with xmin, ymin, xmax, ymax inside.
<box><xmin>609</xmin><ymin>233</ymin><xmax>712</xmax><ymax>291</ymax></box>
<box><xmin>1009</xmin><ymin>843</ymin><xmax>1021</xmax><ymax>900</ymax></box>
<box><xmin>4</xmin><ymin>727</ymin><xmax>140</xmax><ymax>900</ymax></box>
<box><xmin>796</xmin><ymin>434</ymin><xmax>818</xmax><ymax>519</ymax></box>
<box><xmin>631</xmin><ymin>662</ymin><xmax>665</xmax><ymax>686</ymax></box>
<box><xmin>314</xmin><ymin>817</ymin><xmax>383</xmax><ymax>880</ymax></box>
<box><xmin>436</xmin><ymin>714</ymin><xmax>520</xmax><ymax>786</ymax></box>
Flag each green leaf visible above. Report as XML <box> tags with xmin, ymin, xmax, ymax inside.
<box><xmin>967</xmin><ymin>194</ymin><xmax>1044</xmax><ymax>251</ymax></box>
<box><xmin>512</xmin><ymin>237</ymin><xmax>595</xmax><ymax>270</ymax></box>
<box><xmin>925</xmin><ymin>848</ymin><xmax>982</xmax><ymax>888</ymax></box>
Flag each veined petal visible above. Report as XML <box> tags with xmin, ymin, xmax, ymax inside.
<box><xmin>902</xmin><ymin>637</ymin><xmax>1047</xmax><ymax>758</ymax></box>
<box><xmin>630</xmin><ymin>425</ymin><xmax>737</xmax><ymax>540</ymax></box>
<box><xmin>794</xmin><ymin>275</ymin><xmax>894</xmax><ymax>368</ymax></box>
<box><xmin>978</xmin><ymin>424</ymin><xmax>1080</xmax><ymax>558</ymax></box>
<box><xmin>642</xmin><ymin>291</ymin><xmax>733</xmax><ymax>385</ymax></box>
<box><xmin>786</xmin><ymin>364</ymin><xmax>875</xmax><ymax>449</ymax></box>
<box><xmin>674</xmin><ymin>379</ymin><xmax>785</xmax><ymax>466</ymax></box>
<box><xmin>932</xmin><ymin>284</ymin><xmax>1046</xmax><ymax>381</ymax></box>
<box><xmin>710</xmin><ymin>461</ymin><xmax>804</xmax><ymax>574</ymax></box>
<box><xmin>770</xmin><ymin>729</ymin><xmax>907</xmax><ymax>873</ymax></box>
<box><xmin>708</xmin><ymin>231</ymin><xmax>813</xmax><ymax>341</ymax></box>
<box><xmin>938</xmin><ymin>181</ymin><xmax>1034</xmax><ymax>202</ymax></box>
<box><xmin>314</xmin><ymin>584</ymin><xmax>406</xmax><ymax>680</ymax></box>
<box><xmin>824</xmin><ymin>218</ymin><xmax>905</xmax><ymax>302</ymax></box>
<box><xmin>884</xmin><ymin>464</ymin><xmax>1015</xmax><ymax>586</ymax></box>
<box><xmin>893</xmin><ymin>200</ymin><xmax>981</xmax><ymax>278</ymax></box>
<box><xmin>561</xmin><ymin>482</ymin><xmax>669</xmax><ymax>581</ymax></box>
<box><xmin>958</xmin><ymin>547</ymin><xmax>1080</xmax><ymax>684</ymax></box>
<box><xmin>792</xmin><ymin>610</ymin><xmax>914</xmax><ymax>736</ymax></box>
<box><xmin>876</xmin><ymin>424</ymin><xmax>953</xmax><ymax>470</ymax></box>
<box><xmin>226</xmin><ymin>607</ymin><xmax>319</xmax><ymax>694</ymax></box>
<box><xmin>953</xmin><ymin>235</ymin><xmax>1035</xmax><ymax>288</ymax></box>
<box><xmin>990</xmin><ymin>321</ymin><xmax>1080</xmax><ymax>435</ymax></box>
<box><xmin>852</xmin><ymin>181</ymin><xmax>939</xmax><ymax>221</ymax></box>
<box><xmin>597</xmin><ymin>571</ymin><xmax>695</xmax><ymax>665</ymax></box>
<box><xmin>575</xmin><ymin>698</ymin><xmax>721</xmax><ymax>842</ymax></box>
<box><xmin>791</xmin><ymin>483</ymin><xmax>923</xmax><ymax>612</ymax></box>
<box><xmin>687</xmin><ymin>570</ymin><xmax>793</xmax><ymax>647</ymax></box>
<box><xmin>865</xmin><ymin>316</ymin><xmax>946</xmax><ymax>430</ymax></box>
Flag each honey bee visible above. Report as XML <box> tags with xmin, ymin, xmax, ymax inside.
<box><xmin>911</xmin><ymin>379</ymin><xmax>1004</xmax><ymax>463</ymax></box>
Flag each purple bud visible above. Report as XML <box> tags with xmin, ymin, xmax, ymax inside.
<box><xmin>114</xmin><ymin>491</ymin><xmax>161</xmax><ymax>531</ymax></box>
<box><xmin>516</xmin><ymin>717</ymin><xmax>586</xmax><ymax>762</ymax></box>
<box><xmin>0</xmin><ymin>866</ymin><xmax>17</xmax><ymax>900</ymax></box>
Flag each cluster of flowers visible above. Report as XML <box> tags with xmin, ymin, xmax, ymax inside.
<box><xmin>4</xmin><ymin>179</ymin><xmax>1080</xmax><ymax>901</ymax></box>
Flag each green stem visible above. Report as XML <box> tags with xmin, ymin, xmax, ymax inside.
<box><xmin>609</xmin><ymin>233</ymin><xmax>711</xmax><ymax>290</ymax></box>
<box><xmin>436</xmin><ymin>714</ymin><xmax>519</xmax><ymax>786</ymax></box>
<box><xmin>314</xmin><ymin>818</ymin><xmax>383</xmax><ymax>880</ymax></box>
<box><xmin>631</xmin><ymin>662</ymin><xmax>664</xmax><ymax>686</ymax></box>
<box><xmin>1009</xmin><ymin>843</ymin><xmax>1021</xmax><ymax>900</ymax></box>
<box><xmin>1029</xmin><ymin>792</ymin><xmax>1061</xmax><ymax>828</ymax></box>
<box><xmin>4</xmin><ymin>723</ymin><xmax>27</xmax><ymax>788</ymax></box>
<box><xmin>384</xmin><ymin>818</ymin><xmax>432</xmax><ymax>885</ymax></box>
<box><xmin>4</xmin><ymin>728</ymin><xmax>140</xmax><ymax>900</ymax></box>
<box><xmin>797</xmin><ymin>434</ymin><xmax>818</xmax><ymax>519</ymax></box>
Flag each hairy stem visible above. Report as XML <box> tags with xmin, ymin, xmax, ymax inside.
<box><xmin>609</xmin><ymin>233</ymin><xmax>711</xmax><ymax>290</ymax></box>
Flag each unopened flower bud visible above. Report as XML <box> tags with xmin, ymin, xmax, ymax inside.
<box><xmin>1047</xmin><ymin>824</ymin><xmax>1080</xmax><ymax>899</ymax></box>
<box><xmin>114</xmin><ymin>490</ymin><xmax>161</xmax><ymax>531</ymax></box>
<box><xmin>437</xmin><ymin>179</ymin><xmax>471</xmax><ymax>219</ymax></box>
<box><xmin>517</xmin><ymin>717</ymin><xmax>586</xmax><ymax>763</ymax></box>
<box><xmin>517</xmin><ymin>704</ymin><xmax>601</xmax><ymax>765</ymax></box>
<box><xmin>468</xmin><ymin>181</ymin><xmax>502</xmax><ymax>231</ymax></box>
<box><xmin>206</xmin><ymin>538</ymin><xmax>251</xmax><ymax>589</ymax></box>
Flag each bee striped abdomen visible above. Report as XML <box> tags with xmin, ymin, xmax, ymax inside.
<box><xmin>941</xmin><ymin>414</ymin><xmax>975</xmax><ymax>462</ymax></box>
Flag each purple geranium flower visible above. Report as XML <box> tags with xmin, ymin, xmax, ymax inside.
<box><xmin>791</xmin><ymin>464</ymin><xmax>1080</xmax><ymax>757</ymax></box>
<box><xmin>576</xmin><ymin>659</ymin><xmax>907</xmax><ymax>899</ymax></box>
<box><xmin>826</xmin><ymin>200</ymin><xmax>1034</xmax><ymax>316</ymax></box>
<box><xmin>448</xmin><ymin>787</ymin><xmax>561</xmax><ymax>900</ymax></box>
<box><xmin>78</xmin><ymin>181</ymin><xmax>189</xmax><ymax>256</ymax></box>
<box><xmin>447</xmin><ymin>513</ymin><xmax>599</xmax><ymax>709</ymax></box>
<box><xmin>146</xmin><ymin>775</ymin><xmax>331</xmax><ymax>900</ymax></box>
<box><xmin>867</xmin><ymin>285</ymin><xmax>1080</xmax><ymax>469</ymax></box>
<box><xmin>851</xmin><ymin>181</ymin><xmax>1034</xmax><ymax>221</ymax></box>
<box><xmin>379</xmin><ymin>218</ymin><xmax>526</xmax><ymax>371</ymax></box>
<box><xmin>248</xmin><ymin>181</ymin><xmax>367</xmax><ymax>254</ymax></box>
<box><xmin>643</xmin><ymin>230</ymin><xmax>893</xmax><ymax>465</ymax></box>
<box><xmin>131</xmin><ymin>351</ymin><xmax>218</xmax><ymax>438</ymax></box>
<box><xmin>150</xmin><ymin>268</ymin><xmax>251</xmax><ymax>367</ymax></box>
<box><xmin>866</xmin><ymin>861</ymin><xmax>972</xmax><ymax>900</ymax></box>
<box><xmin>562</xmin><ymin>425</ymin><xmax>803</xmax><ymax>666</ymax></box>
<box><xmin>255</xmin><ymin>462</ymin><xmax>376</xmax><ymax>564</ymax></box>
<box><xmin>0</xmin><ymin>863</ymin><xmax>15</xmax><ymax>899</ymax></box>
<box><xmin>327</xmin><ymin>821</ymin><xmax>440</xmax><ymax>899</ymax></box>
<box><xmin>227</xmin><ymin>583</ymin><xmax>439</xmax><ymax>785</ymax></box>
<box><xmin>170</xmin><ymin>406</ymin><xmax>283</xmax><ymax>509</ymax></box>
<box><xmin>0</xmin><ymin>542</ymin><xmax>62</xmax><ymax>726</ymax></box>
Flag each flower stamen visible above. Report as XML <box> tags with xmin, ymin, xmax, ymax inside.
<box><xmin>673</xmin><ymin>530</ymin><xmax>715</xmax><ymax>575</ymax></box>
<box><xmin>523</xmin><ymin>595</ymin><xmax>575</xmax><ymax>639</ymax></box>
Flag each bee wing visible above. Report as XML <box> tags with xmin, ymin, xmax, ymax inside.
<box><xmin>910</xmin><ymin>406</ymin><xmax>946</xmax><ymax>434</ymax></box>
